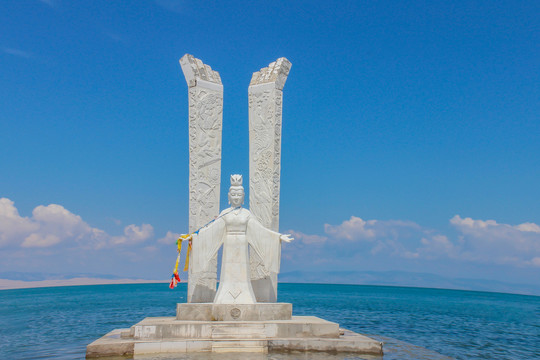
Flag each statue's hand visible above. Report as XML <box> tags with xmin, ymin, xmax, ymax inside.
<box><xmin>280</xmin><ymin>234</ymin><xmax>294</xmax><ymax>243</ymax></box>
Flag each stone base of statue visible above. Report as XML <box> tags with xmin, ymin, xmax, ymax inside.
<box><xmin>86</xmin><ymin>303</ymin><xmax>383</xmax><ymax>358</ymax></box>
<box><xmin>177</xmin><ymin>302</ymin><xmax>293</xmax><ymax>321</ymax></box>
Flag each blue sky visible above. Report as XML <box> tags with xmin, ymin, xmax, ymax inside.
<box><xmin>1</xmin><ymin>0</ymin><xmax>539</xmax><ymax>289</ymax></box>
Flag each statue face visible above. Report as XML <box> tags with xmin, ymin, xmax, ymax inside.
<box><xmin>228</xmin><ymin>187</ymin><xmax>244</xmax><ymax>207</ymax></box>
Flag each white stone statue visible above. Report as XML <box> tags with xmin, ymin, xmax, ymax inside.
<box><xmin>190</xmin><ymin>174</ymin><xmax>293</xmax><ymax>304</ymax></box>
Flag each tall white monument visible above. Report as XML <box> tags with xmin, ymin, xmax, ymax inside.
<box><xmin>179</xmin><ymin>55</ymin><xmax>292</xmax><ymax>304</ymax></box>
<box><xmin>248</xmin><ymin>58</ymin><xmax>292</xmax><ymax>303</ymax></box>
<box><xmin>179</xmin><ymin>54</ymin><xmax>223</xmax><ymax>303</ymax></box>
<box><xmin>86</xmin><ymin>55</ymin><xmax>383</xmax><ymax>357</ymax></box>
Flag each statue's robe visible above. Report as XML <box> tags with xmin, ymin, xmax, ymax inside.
<box><xmin>190</xmin><ymin>207</ymin><xmax>281</xmax><ymax>304</ymax></box>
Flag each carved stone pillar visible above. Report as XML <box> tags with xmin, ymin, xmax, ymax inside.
<box><xmin>179</xmin><ymin>54</ymin><xmax>223</xmax><ymax>303</ymax></box>
<box><xmin>248</xmin><ymin>58</ymin><xmax>292</xmax><ymax>302</ymax></box>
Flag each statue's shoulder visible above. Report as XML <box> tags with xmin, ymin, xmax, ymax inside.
<box><xmin>218</xmin><ymin>208</ymin><xmax>231</xmax><ymax>217</ymax></box>
<box><xmin>241</xmin><ymin>208</ymin><xmax>252</xmax><ymax>217</ymax></box>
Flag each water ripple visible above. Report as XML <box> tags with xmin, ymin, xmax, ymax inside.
<box><xmin>0</xmin><ymin>284</ymin><xmax>538</xmax><ymax>359</ymax></box>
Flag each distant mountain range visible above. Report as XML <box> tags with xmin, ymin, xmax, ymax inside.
<box><xmin>1</xmin><ymin>270</ymin><xmax>538</xmax><ymax>296</ymax></box>
<box><xmin>279</xmin><ymin>270</ymin><xmax>540</xmax><ymax>296</ymax></box>
<box><xmin>0</xmin><ymin>271</ymin><xmax>132</xmax><ymax>281</ymax></box>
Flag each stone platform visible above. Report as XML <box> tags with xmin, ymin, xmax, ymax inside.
<box><xmin>86</xmin><ymin>314</ymin><xmax>383</xmax><ymax>358</ymax></box>
<box><xmin>177</xmin><ymin>302</ymin><xmax>292</xmax><ymax>321</ymax></box>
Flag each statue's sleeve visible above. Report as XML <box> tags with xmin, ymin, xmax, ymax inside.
<box><xmin>191</xmin><ymin>218</ymin><xmax>225</xmax><ymax>273</ymax></box>
<box><xmin>246</xmin><ymin>216</ymin><xmax>281</xmax><ymax>274</ymax></box>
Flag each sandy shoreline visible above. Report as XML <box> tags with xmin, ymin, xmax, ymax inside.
<box><xmin>0</xmin><ymin>278</ymin><xmax>168</xmax><ymax>290</ymax></box>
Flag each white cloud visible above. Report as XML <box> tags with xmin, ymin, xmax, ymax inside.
<box><xmin>515</xmin><ymin>222</ymin><xmax>540</xmax><ymax>233</ymax></box>
<box><xmin>324</xmin><ymin>216</ymin><xmax>422</xmax><ymax>243</ymax></box>
<box><xmin>158</xmin><ymin>231</ymin><xmax>181</xmax><ymax>245</ymax></box>
<box><xmin>22</xmin><ymin>233</ymin><xmax>61</xmax><ymax>248</ymax></box>
<box><xmin>449</xmin><ymin>215</ymin><xmax>540</xmax><ymax>266</ymax></box>
<box><xmin>0</xmin><ymin>199</ymin><xmax>109</xmax><ymax>249</ymax></box>
<box><xmin>0</xmin><ymin>198</ymin><xmax>39</xmax><ymax>246</ymax></box>
<box><xmin>0</xmin><ymin>198</ymin><xmax>158</xmax><ymax>249</ymax></box>
<box><xmin>413</xmin><ymin>234</ymin><xmax>456</xmax><ymax>259</ymax></box>
<box><xmin>287</xmin><ymin>230</ymin><xmax>327</xmax><ymax>244</ymax></box>
<box><xmin>32</xmin><ymin>204</ymin><xmax>94</xmax><ymax>241</ymax></box>
<box><xmin>110</xmin><ymin>224</ymin><xmax>154</xmax><ymax>245</ymax></box>
<box><xmin>421</xmin><ymin>234</ymin><xmax>454</xmax><ymax>252</ymax></box>
<box><xmin>285</xmin><ymin>217</ymin><xmax>428</xmax><ymax>265</ymax></box>
<box><xmin>288</xmin><ymin>214</ymin><xmax>540</xmax><ymax>269</ymax></box>
<box><xmin>324</xmin><ymin>216</ymin><xmax>376</xmax><ymax>240</ymax></box>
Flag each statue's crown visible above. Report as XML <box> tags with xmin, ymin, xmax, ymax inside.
<box><xmin>230</xmin><ymin>174</ymin><xmax>243</xmax><ymax>186</ymax></box>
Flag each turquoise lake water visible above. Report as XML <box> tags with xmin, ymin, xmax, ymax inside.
<box><xmin>0</xmin><ymin>283</ymin><xmax>538</xmax><ymax>359</ymax></box>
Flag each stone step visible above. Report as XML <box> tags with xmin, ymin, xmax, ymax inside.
<box><xmin>212</xmin><ymin>323</ymin><xmax>266</xmax><ymax>339</ymax></box>
<box><xmin>87</xmin><ymin>326</ymin><xmax>384</xmax><ymax>357</ymax></box>
<box><xmin>176</xmin><ymin>303</ymin><xmax>292</xmax><ymax>321</ymax></box>
<box><xmin>211</xmin><ymin>340</ymin><xmax>268</xmax><ymax>353</ymax></box>
<box><xmin>130</xmin><ymin>316</ymin><xmax>340</xmax><ymax>340</ymax></box>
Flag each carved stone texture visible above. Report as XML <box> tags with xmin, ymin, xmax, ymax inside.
<box><xmin>249</xmin><ymin>57</ymin><xmax>292</xmax><ymax>91</ymax></box>
<box><xmin>180</xmin><ymin>54</ymin><xmax>223</xmax><ymax>303</ymax></box>
<box><xmin>248</xmin><ymin>58</ymin><xmax>291</xmax><ymax>303</ymax></box>
<box><xmin>180</xmin><ymin>54</ymin><xmax>222</xmax><ymax>88</ymax></box>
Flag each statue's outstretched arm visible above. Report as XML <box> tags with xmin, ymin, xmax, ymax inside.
<box><xmin>248</xmin><ymin>215</ymin><xmax>294</xmax><ymax>243</ymax></box>
<box><xmin>191</xmin><ymin>217</ymin><xmax>225</xmax><ymax>271</ymax></box>
<box><xmin>280</xmin><ymin>234</ymin><xmax>294</xmax><ymax>242</ymax></box>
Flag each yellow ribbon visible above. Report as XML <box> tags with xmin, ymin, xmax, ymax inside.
<box><xmin>174</xmin><ymin>234</ymin><xmax>193</xmax><ymax>272</ymax></box>
<box><xmin>184</xmin><ymin>242</ymin><xmax>192</xmax><ymax>271</ymax></box>
<box><xmin>172</xmin><ymin>235</ymin><xmax>186</xmax><ymax>275</ymax></box>
<box><xmin>177</xmin><ymin>237</ymin><xmax>182</xmax><ymax>253</ymax></box>
<box><xmin>173</xmin><ymin>253</ymin><xmax>180</xmax><ymax>274</ymax></box>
